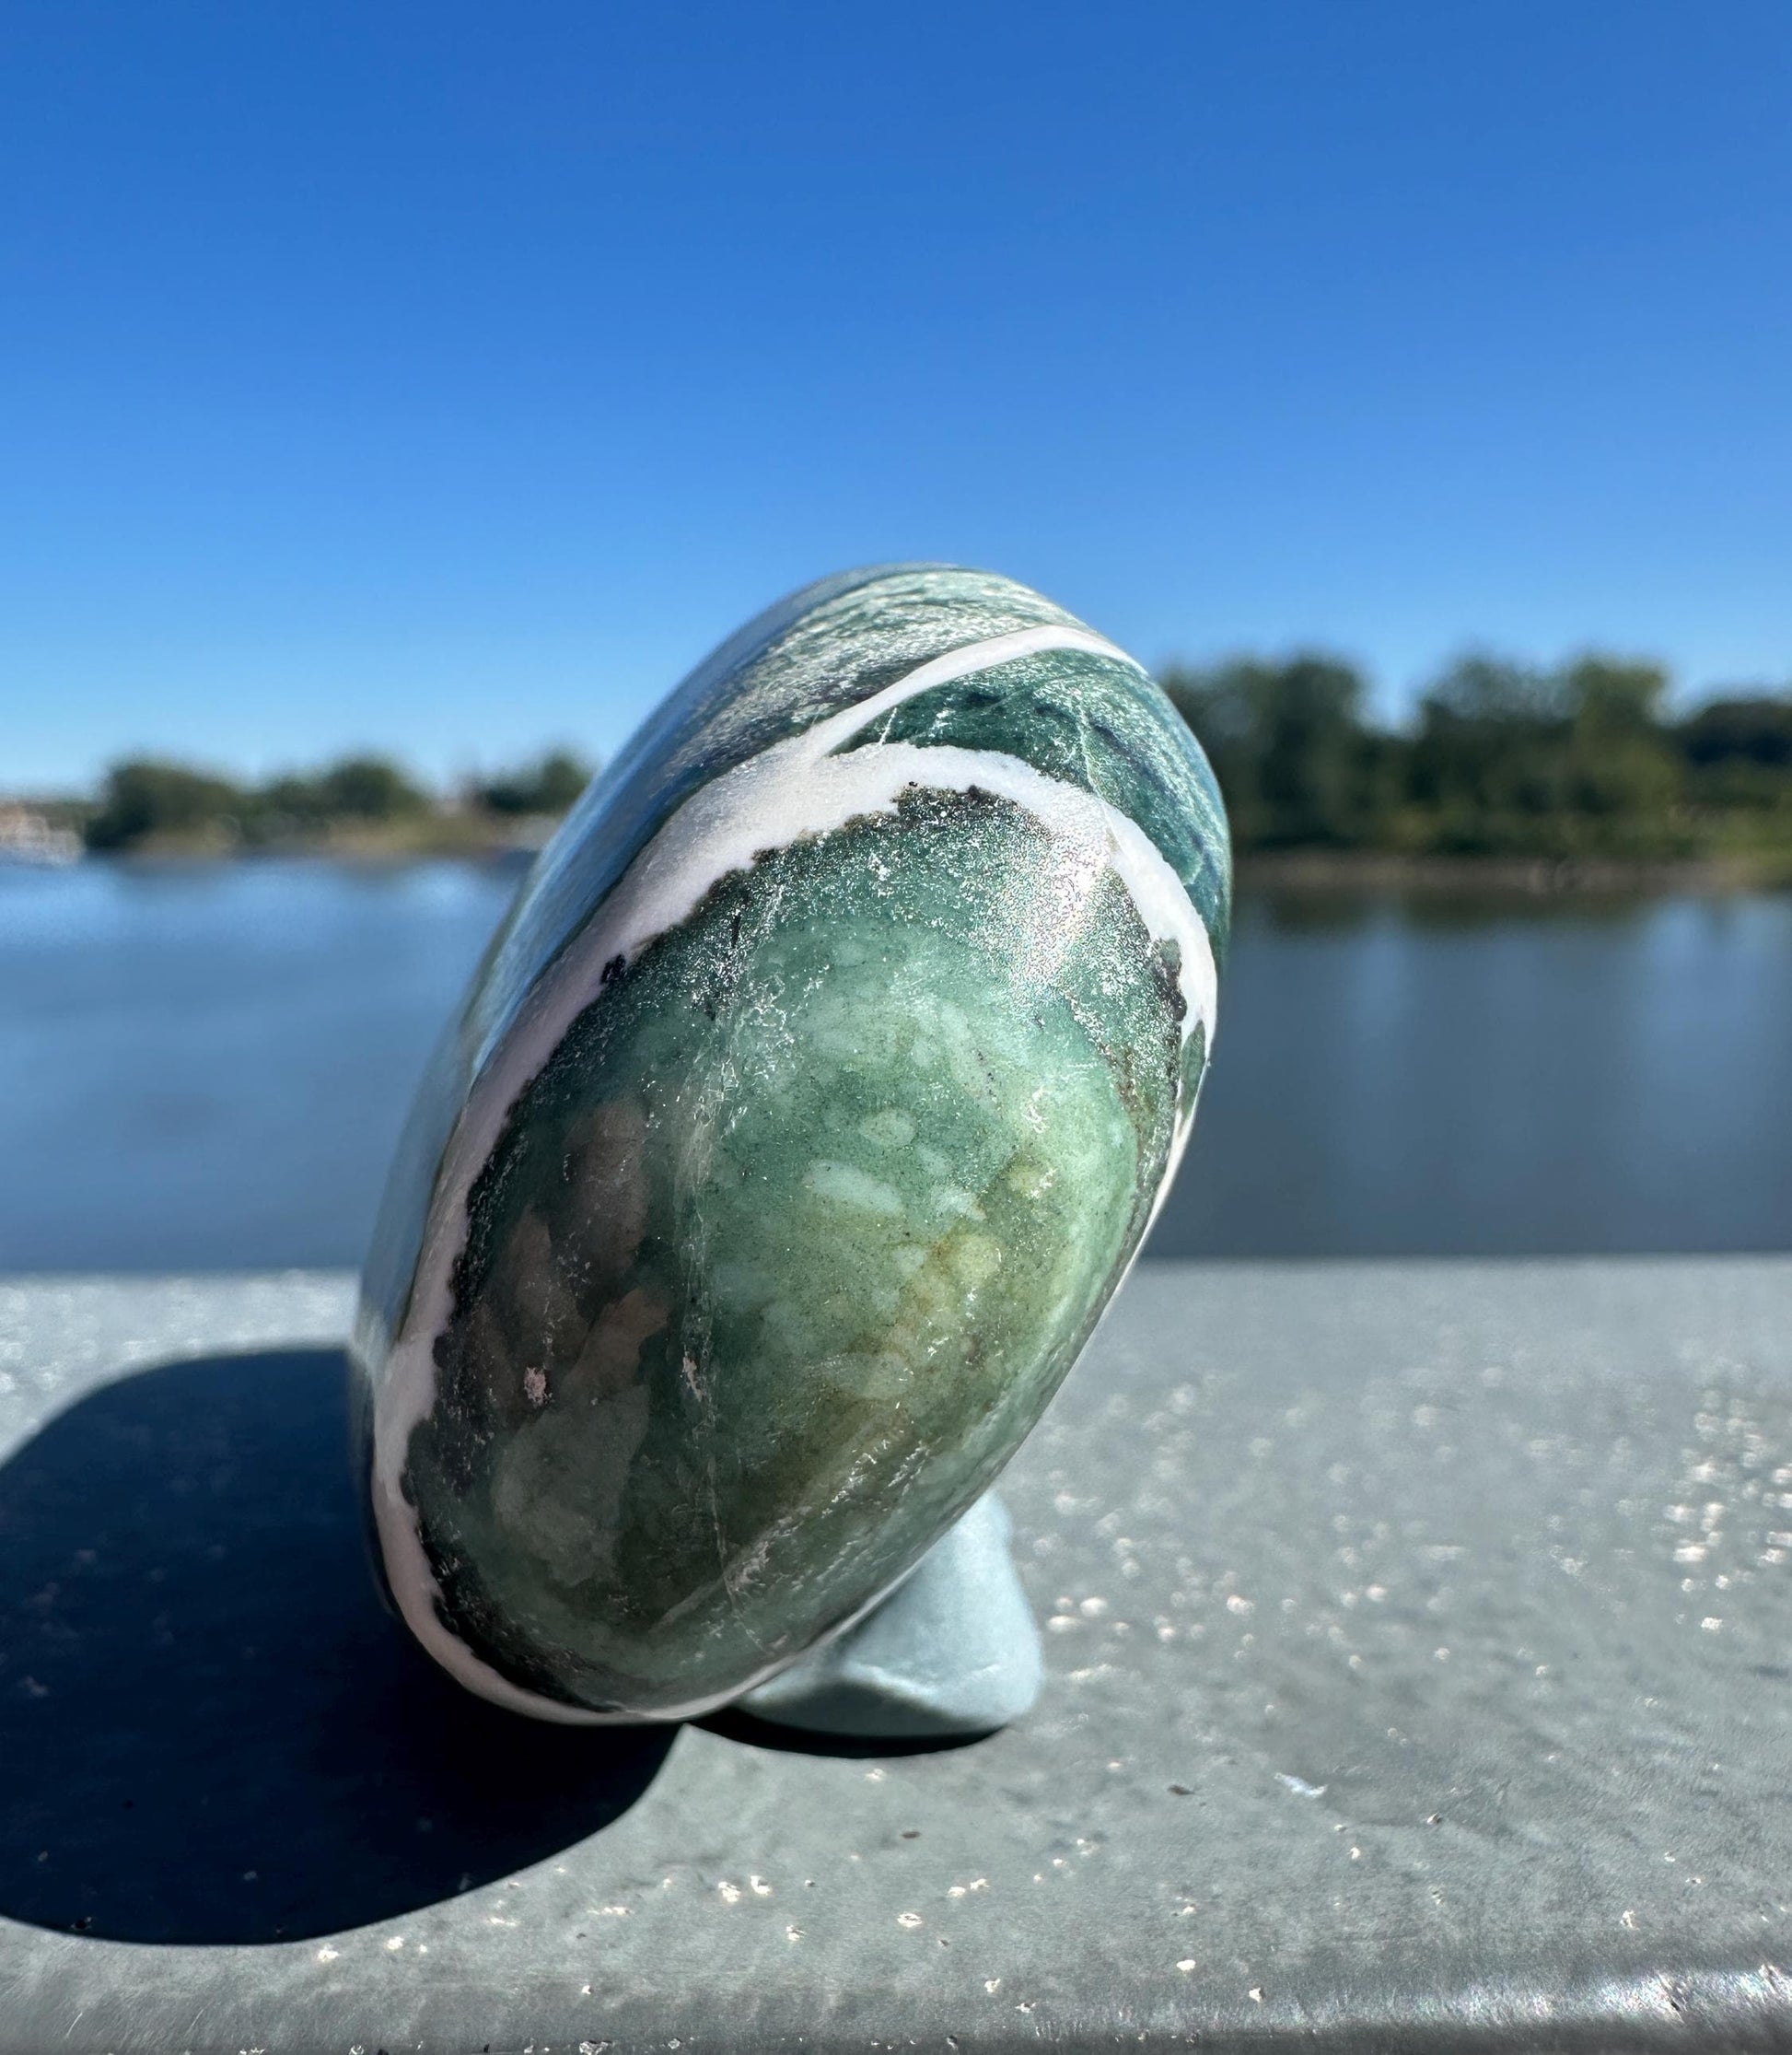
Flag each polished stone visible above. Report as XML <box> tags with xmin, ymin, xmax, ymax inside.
<box><xmin>353</xmin><ymin>565</ymin><xmax>1230</xmax><ymax>1722</ymax></box>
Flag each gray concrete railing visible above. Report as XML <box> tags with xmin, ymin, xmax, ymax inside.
<box><xmin>2</xmin><ymin>1258</ymin><xmax>1789</xmax><ymax>2052</ymax></box>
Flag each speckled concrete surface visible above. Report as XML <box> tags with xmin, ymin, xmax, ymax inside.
<box><xmin>0</xmin><ymin>1271</ymin><xmax>355</xmax><ymax>1441</ymax></box>
<box><xmin>1</xmin><ymin>1258</ymin><xmax>1789</xmax><ymax>2052</ymax></box>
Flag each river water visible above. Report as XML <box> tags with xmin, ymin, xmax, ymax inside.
<box><xmin>1</xmin><ymin>858</ymin><xmax>1786</xmax><ymax>1270</ymax></box>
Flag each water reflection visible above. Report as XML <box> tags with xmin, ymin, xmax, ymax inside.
<box><xmin>0</xmin><ymin>862</ymin><xmax>1786</xmax><ymax>1268</ymax></box>
<box><xmin>1150</xmin><ymin>885</ymin><xmax>1792</xmax><ymax>1258</ymax></box>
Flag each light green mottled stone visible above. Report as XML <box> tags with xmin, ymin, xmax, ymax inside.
<box><xmin>356</xmin><ymin>564</ymin><xmax>1229</xmax><ymax>1721</ymax></box>
<box><xmin>410</xmin><ymin>792</ymin><xmax>1187</xmax><ymax>1711</ymax></box>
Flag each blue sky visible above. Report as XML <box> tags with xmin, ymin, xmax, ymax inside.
<box><xmin>4</xmin><ymin>1</ymin><xmax>1790</xmax><ymax>789</ymax></box>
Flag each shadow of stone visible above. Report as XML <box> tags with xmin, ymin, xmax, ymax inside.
<box><xmin>699</xmin><ymin>1704</ymin><xmax>998</xmax><ymax>1759</ymax></box>
<box><xmin>0</xmin><ymin>1348</ymin><xmax>672</xmax><ymax>1944</ymax></box>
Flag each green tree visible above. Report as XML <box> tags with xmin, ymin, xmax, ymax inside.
<box><xmin>477</xmin><ymin>748</ymin><xmax>594</xmax><ymax>817</ymax></box>
<box><xmin>1563</xmin><ymin>655</ymin><xmax>1668</xmax><ymax>736</ymax></box>
<box><xmin>1679</xmin><ymin>693</ymin><xmax>1792</xmax><ymax>769</ymax></box>
<box><xmin>1559</xmin><ymin>657</ymin><xmax>1681</xmax><ymax>850</ymax></box>
<box><xmin>1407</xmin><ymin>653</ymin><xmax>1685</xmax><ymax>857</ymax></box>
<box><xmin>1675</xmin><ymin>690</ymin><xmax>1792</xmax><ymax>823</ymax></box>
<box><xmin>84</xmin><ymin>759</ymin><xmax>247</xmax><ymax>851</ymax></box>
<box><xmin>245</xmin><ymin>756</ymin><xmax>428</xmax><ymax>841</ymax></box>
<box><xmin>1410</xmin><ymin>656</ymin><xmax>1568</xmax><ymax>851</ymax></box>
<box><xmin>1161</xmin><ymin>654</ymin><xmax>1383</xmax><ymax>848</ymax></box>
<box><xmin>309</xmin><ymin>755</ymin><xmax>428</xmax><ymax>819</ymax></box>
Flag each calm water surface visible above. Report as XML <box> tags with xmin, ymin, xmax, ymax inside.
<box><xmin>1</xmin><ymin>859</ymin><xmax>1787</xmax><ymax>1269</ymax></box>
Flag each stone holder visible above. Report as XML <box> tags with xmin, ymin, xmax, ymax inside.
<box><xmin>737</xmin><ymin>1493</ymin><xmax>1041</xmax><ymax>1740</ymax></box>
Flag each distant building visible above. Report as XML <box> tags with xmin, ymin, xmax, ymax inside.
<box><xmin>0</xmin><ymin>805</ymin><xmax>84</xmax><ymax>866</ymax></box>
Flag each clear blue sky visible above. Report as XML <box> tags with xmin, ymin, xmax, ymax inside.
<box><xmin>4</xmin><ymin>1</ymin><xmax>1790</xmax><ymax>790</ymax></box>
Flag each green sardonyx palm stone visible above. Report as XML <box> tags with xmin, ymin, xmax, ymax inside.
<box><xmin>353</xmin><ymin>566</ymin><xmax>1230</xmax><ymax>1722</ymax></box>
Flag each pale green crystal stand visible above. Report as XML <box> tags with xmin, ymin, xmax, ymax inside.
<box><xmin>739</xmin><ymin>1493</ymin><xmax>1041</xmax><ymax>1738</ymax></box>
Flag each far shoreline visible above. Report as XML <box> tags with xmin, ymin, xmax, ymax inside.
<box><xmin>1236</xmin><ymin>848</ymin><xmax>1792</xmax><ymax>897</ymax></box>
<box><xmin>14</xmin><ymin>835</ymin><xmax>1789</xmax><ymax>900</ymax></box>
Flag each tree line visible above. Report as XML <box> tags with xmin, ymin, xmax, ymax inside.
<box><xmin>55</xmin><ymin>653</ymin><xmax>1792</xmax><ymax>868</ymax></box>
<box><xmin>80</xmin><ymin>748</ymin><xmax>593</xmax><ymax>852</ymax></box>
<box><xmin>1161</xmin><ymin>653</ymin><xmax>1792</xmax><ymax>864</ymax></box>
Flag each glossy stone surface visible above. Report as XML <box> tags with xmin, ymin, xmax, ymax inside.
<box><xmin>353</xmin><ymin>565</ymin><xmax>1229</xmax><ymax>1722</ymax></box>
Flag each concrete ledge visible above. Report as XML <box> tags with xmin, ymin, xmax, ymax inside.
<box><xmin>2</xmin><ymin>1258</ymin><xmax>1789</xmax><ymax>2051</ymax></box>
